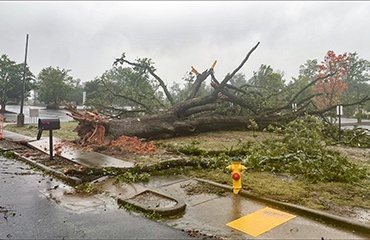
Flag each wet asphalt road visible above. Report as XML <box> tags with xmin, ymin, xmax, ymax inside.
<box><xmin>2</xmin><ymin>105</ymin><xmax>74</xmax><ymax>123</ymax></box>
<box><xmin>0</xmin><ymin>156</ymin><xmax>191</xmax><ymax>239</ymax></box>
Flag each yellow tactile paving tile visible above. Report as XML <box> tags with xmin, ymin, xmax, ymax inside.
<box><xmin>226</xmin><ymin>207</ymin><xmax>296</xmax><ymax>237</ymax></box>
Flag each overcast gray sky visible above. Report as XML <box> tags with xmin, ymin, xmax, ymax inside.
<box><xmin>1</xmin><ymin>1</ymin><xmax>370</xmax><ymax>86</ymax></box>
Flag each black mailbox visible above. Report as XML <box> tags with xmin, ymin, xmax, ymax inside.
<box><xmin>38</xmin><ymin>118</ymin><xmax>60</xmax><ymax>130</ymax></box>
<box><xmin>37</xmin><ymin>119</ymin><xmax>60</xmax><ymax>160</ymax></box>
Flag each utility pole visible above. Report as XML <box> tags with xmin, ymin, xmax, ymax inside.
<box><xmin>337</xmin><ymin>105</ymin><xmax>343</xmax><ymax>141</ymax></box>
<box><xmin>17</xmin><ymin>34</ymin><xmax>29</xmax><ymax>127</ymax></box>
<box><xmin>354</xmin><ymin>85</ymin><xmax>360</xmax><ymax>123</ymax></box>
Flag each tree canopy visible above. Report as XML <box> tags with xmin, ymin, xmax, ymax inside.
<box><xmin>79</xmin><ymin>44</ymin><xmax>370</xmax><ymax>126</ymax></box>
<box><xmin>36</xmin><ymin>66</ymin><xmax>75</xmax><ymax>109</ymax></box>
<box><xmin>84</xmin><ymin>61</ymin><xmax>166</xmax><ymax>118</ymax></box>
<box><xmin>313</xmin><ymin>50</ymin><xmax>350</xmax><ymax>109</ymax></box>
<box><xmin>0</xmin><ymin>54</ymin><xmax>33</xmax><ymax>112</ymax></box>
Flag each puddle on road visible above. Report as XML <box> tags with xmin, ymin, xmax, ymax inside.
<box><xmin>94</xmin><ymin>178</ymin><xmax>147</xmax><ymax>199</ymax></box>
<box><xmin>40</xmin><ymin>185</ymin><xmax>118</xmax><ymax>213</ymax></box>
<box><xmin>1</xmin><ymin>156</ymin><xmax>121</xmax><ymax>214</ymax></box>
<box><xmin>38</xmin><ymin>177</ymin><xmax>156</xmax><ymax>214</ymax></box>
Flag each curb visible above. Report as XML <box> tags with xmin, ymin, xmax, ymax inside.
<box><xmin>0</xmin><ymin>146</ymin><xmax>82</xmax><ymax>185</ymax></box>
<box><xmin>195</xmin><ymin>178</ymin><xmax>370</xmax><ymax>236</ymax></box>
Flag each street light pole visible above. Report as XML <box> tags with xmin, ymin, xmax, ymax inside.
<box><xmin>337</xmin><ymin>105</ymin><xmax>343</xmax><ymax>141</ymax></box>
<box><xmin>17</xmin><ymin>34</ymin><xmax>29</xmax><ymax>127</ymax></box>
<box><xmin>354</xmin><ymin>85</ymin><xmax>360</xmax><ymax>123</ymax></box>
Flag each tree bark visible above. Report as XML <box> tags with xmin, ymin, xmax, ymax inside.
<box><xmin>66</xmin><ymin>102</ymin><xmax>294</xmax><ymax>143</ymax></box>
<box><xmin>0</xmin><ymin>101</ymin><xmax>6</xmax><ymax>112</ymax></box>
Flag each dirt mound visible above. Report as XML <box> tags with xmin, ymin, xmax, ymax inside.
<box><xmin>109</xmin><ymin>135</ymin><xmax>157</xmax><ymax>154</ymax></box>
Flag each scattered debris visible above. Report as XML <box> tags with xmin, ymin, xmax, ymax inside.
<box><xmin>0</xmin><ymin>205</ymin><xmax>16</xmax><ymax>222</ymax></box>
<box><xmin>182</xmin><ymin>228</ymin><xmax>224</xmax><ymax>239</ymax></box>
<box><xmin>53</xmin><ymin>141</ymin><xmax>78</xmax><ymax>155</ymax></box>
<box><xmin>110</xmin><ymin>135</ymin><xmax>157</xmax><ymax>154</ymax></box>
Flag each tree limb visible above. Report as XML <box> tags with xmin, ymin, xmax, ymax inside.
<box><xmin>262</xmin><ymin>93</ymin><xmax>324</xmax><ymax>115</ymax></box>
<box><xmin>209</xmin><ymin>79</ymin><xmax>258</xmax><ymax>114</ymax></box>
<box><xmin>290</xmin><ymin>72</ymin><xmax>334</xmax><ymax>104</ymax></box>
<box><xmin>212</xmin><ymin>42</ymin><xmax>260</xmax><ymax>97</ymax></box>
<box><xmin>187</xmin><ymin>69</ymin><xmax>211</xmax><ymax>100</ymax></box>
<box><xmin>180</xmin><ymin>103</ymin><xmax>218</xmax><ymax>118</ymax></box>
<box><xmin>100</xmin><ymin>78</ymin><xmax>152</xmax><ymax>113</ymax></box>
<box><xmin>113</xmin><ymin>57</ymin><xmax>175</xmax><ymax>105</ymax></box>
<box><xmin>307</xmin><ymin>95</ymin><xmax>370</xmax><ymax>116</ymax></box>
<box><xmin>168</xmin><ymin>95</ymin><xmax>217</xmax><ymax>115</ymax></box>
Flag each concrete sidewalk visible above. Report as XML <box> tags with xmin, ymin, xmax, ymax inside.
<box><xmin>2</xmin><ymin>129</ymin><xmax>37</xmax><ymax>142</ymax></box>
<box><xmin>27</xmin><ymin>137</ymin><xmax>134</xmax><ymax>168</ymax></box>
<box><xmin>2</xmin><ymin>128</ymin><xmax>134</xmax><ymax>169</ymax></box>
<box><xmin>2</xmin><ymin>130</ymin><xmax>370</xmax><ymax>239</ymax></box>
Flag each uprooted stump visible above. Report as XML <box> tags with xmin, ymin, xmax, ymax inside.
<box><xmin>65</xmin><ymin>103</ymin><xmax>109</xmax><ymax>146</ymax></box>
<box><xmin>65</xmin><ymin>103</ymin><xmax>158</xmax><ymax>154</ymax></box>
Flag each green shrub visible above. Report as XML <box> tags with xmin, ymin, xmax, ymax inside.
<box><xmin>355</xmin><ymin>112</ymin><xmax>370</xmax><ymax>119</ymax></box>
<box><xmin>243</xmin><ymin>115</ymin><xmax>368</xmax><ymax>183</ymax></box>
<box><xmin>114</xmin><ymin>172</ymin><xmax>150</xmax><ymax>184</ymax></box>
<box><xmin>160</xmin><ymin>114</ymin><xmax>368</xmax><ymax>183</ymax></box>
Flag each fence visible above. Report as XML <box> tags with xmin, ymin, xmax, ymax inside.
<box><xmin>29</xmin><ymin>108</ymin><xmax>39</xmax><ymax>123</ymax></box>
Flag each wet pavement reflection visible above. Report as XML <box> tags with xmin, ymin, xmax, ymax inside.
<box><xmin>0</xmin><ymin>156</ymin><xmax>192</xmax><ymax>239</ymax></box>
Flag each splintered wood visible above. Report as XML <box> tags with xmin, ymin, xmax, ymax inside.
<box><xmin>65</xmin><ymin>103</ymin><xmax>109</xmax><ymax>146</ymax></box>
<box><xmin>65</xmin><ymin>103</ymin><xmax>157</xmax><ymax>154</ymax></box>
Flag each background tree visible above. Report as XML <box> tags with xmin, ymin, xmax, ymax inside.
<box><xmin>299</xmin><ymin>59</ymin><xmax>320</xmax><ymax>81</ymax></box>
<box><xmin>84</xmin><ymin>61</ymin><xmax>166</xmax><ymax>118</ymax></box>
<box><xmin>229</xmin><ymin>72</ymin><xmax>247</xmax><ymax>87</ymax></box>
<box><xmin>342</xmin><ymin>52</ymin><xmax>370</xmax><ymax>115</ymax></box>
<box><xmin>84</xmin><ymin>78</ymin><xmax>111</xmax><ymax>111</ymax></box>
<box><xmin>36</xmin><ymin>66</ymin><xmax>74</xmax><ymax>109</ymax></box>
<box><xmin>0</xmin><ymin>54</ymin><xmax>34</xmax><ymax>112</ymax></box>
<box><xmin>65</xmin><ymin>78</ymin><xmax>84</xmax><ymax>105</ymax></box>
<box><xmin>313</xmin><ymin>50</ymin><xmax>350</xmax><ymax>109</ymax></box>
<box><xmin>297</xmin><ymin>53</ymin><xmax>370</xmax><ymax>116</ymax></box>
<box><xmin>286</xmin><ymin>59</ymin><xmax>321</xmax><ymax>112</ymax></box>
<box><xmin>240</xmin><ymin>64</ymin><xmax>287</xmax><ymax>114</ymax></box>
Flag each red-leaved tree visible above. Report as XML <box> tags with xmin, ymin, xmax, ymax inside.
<box><xmin>313</xmin><ymin>50</ymin><xmax>350</xmax><ymax>109</ymax></box>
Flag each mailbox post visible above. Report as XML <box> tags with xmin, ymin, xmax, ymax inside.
<box><xmin>38</xmin><ymin>119</ymin><xmax>60</xmax><ymax>160</ymax></box>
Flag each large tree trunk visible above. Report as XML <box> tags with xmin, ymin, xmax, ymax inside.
<box><xmin>0</xmin><ymin>101</ymin><xmax>6</xmax><ymax>113</ymax></box>
<box><xmin>106</xmin><ymin>113</ymin><xmax>280</xmax><ymax>140</ymax></box>
<box><xmin>65</xmin><ymin>102</ymin><xmax>294</xmax><ymax>144</ymax></box>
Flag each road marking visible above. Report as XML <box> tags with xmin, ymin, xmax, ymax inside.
<box><xmin>226</xmin><ymin>207</ymin><xmax>296</xmax><ymax>237</ymax></box>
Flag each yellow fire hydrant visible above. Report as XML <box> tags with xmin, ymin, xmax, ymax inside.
<box><xmin>226</xmin><ymin>155</ymin><xmax>247</xmax><ymax>194</ymax></box>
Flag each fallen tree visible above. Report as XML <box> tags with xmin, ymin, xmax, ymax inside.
<box><xmin>65</xmin><ymin>42</ymin><xmax>370</xmax><ymax>145</ymax></box>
